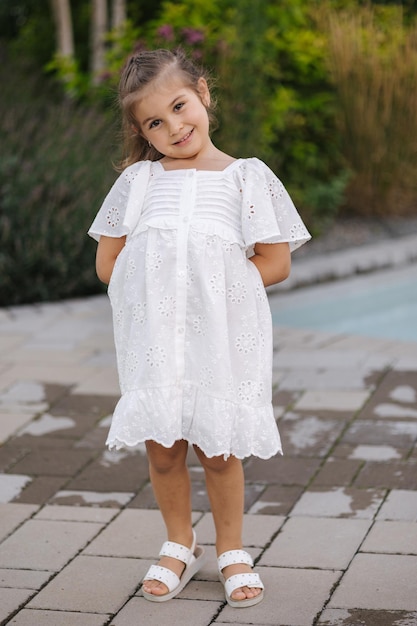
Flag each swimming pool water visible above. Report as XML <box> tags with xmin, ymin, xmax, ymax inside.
<box><xmin>269</xmin><ymin>263</ymin><xmax>417</xmax><ymax>343</ymax></box>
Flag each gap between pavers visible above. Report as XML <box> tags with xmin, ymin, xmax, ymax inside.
<box><xmin>260</xmin><ymin>517</ymin><xmax>372</xmax><ymax>570</ymax></box>
<box><xmin>0</xmin><ymin>519</ymin><xmax>105</xmax><ymax>570</ymax></box>
<box><xmin>27</xmin><ymin>556</ymin><xmax>150</xmax><ymax>614</ymax></box>
<box><xmin>328</xmin><ymin>553</ymin><xmax>417</xmax><ymax>611</ymax></box>
<box><xmin>6</xmin><ymin>609</ymin><xmax>111</xmax><ymax>626</ymax></box>
<box><xmin>110</xmin><ymin>596</ymin><xmax>223</xmax><ymax>626</ymax></box>
<box><xmin>216</xmin><ymin>567</ymin><xmax>341</xmax><ymax>626</ymax></box>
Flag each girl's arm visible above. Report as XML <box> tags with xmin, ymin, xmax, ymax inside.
<box><xmin>95</xmin><ymin>235</ymin><xmax>126</xmax><ymax>284</ymax></box>
<box><xmin>249</xmin><ymin>242</ymin><xmax>291</xmax><ymax>287</ymax></box>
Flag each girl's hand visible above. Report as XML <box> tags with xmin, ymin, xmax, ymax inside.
<box><xmin>95</xmin><ymin>235</ymin><xmax>126</xmax><ymax>284</ymax></box>
<box><xmin>249</xmin><ymin>242</ymin><xmax>291</xmax><ymax>287</ymax></box>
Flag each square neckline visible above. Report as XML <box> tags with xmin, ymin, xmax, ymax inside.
<box><xmin>154</xmin><ymin>159</ymin><xmax>243</xmax><ymax>175</ymax></box>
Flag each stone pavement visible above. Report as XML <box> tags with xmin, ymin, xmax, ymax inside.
<box><xmin>1</xmin><ymin>256</ymin><xmax>417</xmax><ymax>624</ymax></box>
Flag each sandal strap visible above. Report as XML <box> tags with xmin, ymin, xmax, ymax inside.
<box><xmin>218</xmin><ymin>549</ymin><xmax>253</xmax><ymax>571</ymax></box>
<box><xmin>225</xmin><ymin>572</ymin><xmax>264</xmax><ymax>598</ymax></box>
<box><xmin>143</xmin><ymin>564</ymin><xmax>180</xmax><ymax>593</ymax></box>
<box><xmin>159</xmin><ymin>531</ymin><xmax>196</xmax><ymax>568</ymax></box>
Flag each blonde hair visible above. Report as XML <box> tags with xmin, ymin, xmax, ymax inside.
<box><xmin>117</xmin><ymin>48</ymin><xmax>216</xmax><ymax>170</ymax></box>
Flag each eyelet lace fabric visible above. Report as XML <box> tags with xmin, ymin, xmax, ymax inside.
<box><xmin>88</xmin><ymin>158</ymin><xmax>311</xmax><ymax>459</ymax></box>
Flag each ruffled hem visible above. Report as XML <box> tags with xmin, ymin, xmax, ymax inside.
<box><xmin>105</xmin><ymin>384</ymin><xmax>282</xmax><ymax>460</ymax></box>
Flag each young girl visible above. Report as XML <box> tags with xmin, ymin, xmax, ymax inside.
<box><xmin>88</xmin><ymin>48</ymin><xmax>310</xmax><ymax>608</ymax></box>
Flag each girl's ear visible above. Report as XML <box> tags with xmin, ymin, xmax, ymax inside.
<box><xmin>197</xmin><ymin>77</ymin><xmax>210</xmax><ymax>108</ymax></box>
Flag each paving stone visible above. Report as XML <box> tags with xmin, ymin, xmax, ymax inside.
<box><xmin>11</xmin><ymin>448</ymin><xmax>94</xmax><ymax>476</ymax></box>
<box><xmin>0</xmin><ymin>445</ymin><xmax>29</xmax><ymax>472</ymax></box>
<box><xmin>66</xmin><ymin>448</ymin><xmax>149</xmax><ymax>492</ymax></box>
<box><xmin>12</xmin><ymin>476</ymin><xmax>68</xmax><ymax>505</ymax></box>
<box><xmin>354</xmin><ymin>459</ymin><xmax>417</xmax><ymax>489</ymax></box>
<box><xmin>312</xmin><ymin>458</ymin><xmax>363</xmax><ymax>486</ymax></box>
<box><xmin>247</xmin><ymin>485</ymin><xmax>304</xmax><ymax>515</ymax></box>
<box><xmin>279</xmin><ymin>367</ymin><xmax>372</xmax><ymax>391</ymax></box>
<box><xmin>341</xmin><ymin>420</ymin><xmax>417</xmax><ymax>448</ymax></box>
<box><xmin>0</xmin><ymin>474</ymin><xmax>32</xmax><ymax>503</ymax></box>
<box><xmin>0</xmin><ymin>519</ymin><xmax>104</xmax><ymax>570</ymax></box>
<box><xmin>169</xmin><ymin>579</ymin><xmax>224</xmax><ymax>602</ymax></box>
<box><xmin>347</xmin><ymin>444</ymin><xmax>404</xmax><ymax>461</ymax></box>
<box><xmin>0</xmin><ymin>411</ymin><xmax>40</xmax><ymax>443</ymax></box>
<box><xmin>27</xmin><ymin>555</ymin><xmax>146</xmax><ymax>613</ymax></box>
<box><xmin>290</xmin><ymin>487</ymin><xmax>385</xmax><ymax>519</ymax></box>
<box><xmin>0</xmin><ymin>568</ymin><xmax>52</xmax><ymax>590</ymax></box>
<box><xmin>8</xmin><ymin>434</ymin><xmax>75</xmax><ymax>449</ymax></box>
<box><xmin>317</xmin><ymin>608</ymin><xmax>417</xmax><ymax>626</ymax></box>
<box><xmin>73</xmin><ymin>368</ymin><xmax>120</xmax><ymax>395</ymax></box>
<box><xmin>50</xmin><ymin>393</ymin><xmax>118</xmax><ymax>420</ymax></box>
<box><xmin>0</xmin><ymin>503</ymin><xmax>38</xmax><ymax>542</ymax></box>
<box><xmin>194</xmin><ymin>512</ymin><xmax>285</xmax><ymax>548</ymax></box>
<box><xmin>377</xmin><ymin>489</ymin><xmax>417</xmax><ymax>521</ymax></box>
<box><xmin>217</xmin><ymin>567</ymin><xmax>341</xmax><ymax>626</ymax></box>
<box><xmin>358</xmin><ymin>371</ymin><xmax>417</xmax><ymax>421</ymax></box>
<box><xmin>84</xmin><ymin>509</ymin><xmax>201</xmax><ymax>557</ymax></box>
<box><xmin>126</xmin><ymin>482</ymin><xmax>157</xmax><ymax>509</ymax></box>
<box><xmin>294</xmin><ymin>389</ymin><xmax>370</xmax><ymax>413</ymax></box>
<box><xmin>8</xmin><ymin>610</ymin><xmax>111</xmax><ymax>626</ymax></box>
<box><xmin>279</xmin><ymin>413</ymin><xmax>346</xmax><ymax>457</ymax></box>
<box><xmin>50</xmin><ymin>490</ymin><xmax>134</xmax><ymax>508</ymax></box>
<box><xmin>111</xmin><ymin>596</ymin><xmax>222</xmax><ymax>626</ymax></box>
<box><xmin>360</xmin><ymin>521</ymin><xmax>417</xmax><ymax>555</ymax></box>
<box><xmin>17</xmin><ymin>414</ymin><xmax>77</xmax><ymax>438</ymax></box>
<box><xmin>328</xmin><ymin>553</ymin><xmax>417</xmax><ymax>610</ymax></box>
<box><xmin>244</xmin><ymin>455</ymin><xmax>321</xmax><ymax>486</ymax></box>
<box><xmin>0</xmin><ymin>588</ymin><xmax>35</xmax><ymax>624</ymax></box>
<box><xmin>34</xmin><ymin>504</ymin><xmax>119</xmax><ymax>523</ymax></box>
<box><xmin>261</xmin><ymin>517</ymin><xmax>371</xmax><ymax>569</ymax></box>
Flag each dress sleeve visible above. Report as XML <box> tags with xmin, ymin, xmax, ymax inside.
<box><xmin>87</xmin><ymin>161</ymin><xmax>150</xmax><ymax>242</ymax></box>
<box><xmin>239</xmin><ymin>158</ymin><xmax>311</xmax><ymax>253</ymax></box>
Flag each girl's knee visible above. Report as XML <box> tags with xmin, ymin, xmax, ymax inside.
<box><xmin>146</xmin><ymin>439</ymin><xmax>188</xmax><ymax>474</ymax></box>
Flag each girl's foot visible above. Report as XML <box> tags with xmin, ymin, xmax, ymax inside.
<box><xmin>221</xmin><ymin>562</ymin><xmax>263</xmax><ymax>601</ymax></box>
<box><xmin>142</xmin><ymin>531</ymin><xmax>206</xmax><ymax>602</ymax></box>
<box><xmin>217</xmin><ymin>549</ymin><xmax>264</xmax><ymax>608</ymax></box>
<box><xmin>142</xmin><ymin>554</ymin><xmax>187</xmax><ymax>596</ymax></box>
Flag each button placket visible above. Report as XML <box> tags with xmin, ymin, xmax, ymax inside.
<box><xmin>174</xmin><ymin>171</ymin><xmax>196</xmax><ymax>391</ymax></box>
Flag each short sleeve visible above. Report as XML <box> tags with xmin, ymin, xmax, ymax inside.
<box><xmin>239</xmin><ymin>158</ymin><xmax>311</xmax><ymax>253</ymax></box>
<box><xmin>88</xmin><ymin>161</ymin><xmax>151</xmax><ymax>242</ymax></box>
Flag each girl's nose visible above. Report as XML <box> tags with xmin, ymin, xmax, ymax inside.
<box><xmin>169</xmin><ymin>119</ymin><xmax>183</xmax><ymax>136</ymax></box>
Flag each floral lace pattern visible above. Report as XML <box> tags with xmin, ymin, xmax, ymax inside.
<box><xmin>88</xmin><ymin>158</ymin><xmax>311</xmax><ymax>459</ymax></box>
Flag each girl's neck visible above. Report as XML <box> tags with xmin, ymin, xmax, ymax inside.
<box><xmin>160</xmin><ymin>147</ymin><xmax>235</xmax><ymax>172</ymax></box>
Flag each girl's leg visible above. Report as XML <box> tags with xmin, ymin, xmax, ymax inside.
<box><xmin>143</xmin><ymin>439</ymin><xmax>194</xmax><ymax>596</ymax></box>
<box><xmin>193</xmin><ymin>446</ymin><xmax>262</xmax><ymax>602</ymax></box>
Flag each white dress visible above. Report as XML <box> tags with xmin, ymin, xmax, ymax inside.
<box><xmin>88</xmin><ymin>158</ymin><xmax>311</xmax><ymax>459</ymax></box>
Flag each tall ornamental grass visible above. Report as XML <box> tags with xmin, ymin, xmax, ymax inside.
<box><xmin>327</xmin><ymin>8</ymin><xmax>417</xmax><ymax>215</ymax></box>
<box><xmin>0</xmin><ymin>55</ymin><xmax>117</xmax><ymax>306</ymax></box>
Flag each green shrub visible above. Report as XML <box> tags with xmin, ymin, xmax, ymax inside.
<box><xmin>0</xmin><ymin>54</ymin><xmax>117</xmax><ymax>306</ymax></box>
<box><xmin>327</xmin><ymin>6</ymin><xmax>417</xmax><ymax>215</ymax></box>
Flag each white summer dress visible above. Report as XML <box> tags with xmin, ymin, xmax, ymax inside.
<box><xmin>88</xmin><ymin>158</ymin><xmax>311</xmax><ymax>459</ymax></box>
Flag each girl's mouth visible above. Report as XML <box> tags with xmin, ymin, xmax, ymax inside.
<box><xmin>174</xmin><ymin>129</ymin><xmax>193</xmax><ymax>145</ymax></box>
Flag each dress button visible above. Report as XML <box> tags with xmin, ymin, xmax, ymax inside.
<box><xmin>177</xmin><ymin>327</ymin><xmax>185</xmax><ymax>334</ymax></box>
<box><xmin>178</xmin><ymin>270</ymin><xmax>185</xmax><ymax>278</ymax></box>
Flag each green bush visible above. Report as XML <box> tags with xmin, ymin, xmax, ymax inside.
<box><xmin>327</xmin><ymin>5</ymin><xmax>417</xmax><ymax>215</ymax></box>
<box><xmin>0</xmin><ymin>54</ymin><xmax>117</xmax><ymax>306</ymax></box>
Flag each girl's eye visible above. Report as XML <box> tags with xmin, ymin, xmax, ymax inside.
<box><xmin>174</xmin><ymin>102</ymin><xmax>184</xmax><ymax>112</ymax></box>
<box><xmin>149</xmin><ymin>120</ymin><xmax>161</xmax><ymax>129</ymax></box>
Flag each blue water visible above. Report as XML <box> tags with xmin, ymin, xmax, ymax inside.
<box><xmin>269</xmin><ymin>263</ymin><xmax>417</xmax><ymax>343</ymax></box>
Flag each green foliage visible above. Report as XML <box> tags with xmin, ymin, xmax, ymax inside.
<box><xmin>0</xmin><ymin>55</ymin><xmax>117</xmax><ymax>306</ymax></box>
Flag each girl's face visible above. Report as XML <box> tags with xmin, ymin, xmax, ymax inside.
<box><xmin>133</xmin><ymin>76</ymin><xmax>211</xmax><ymax>161</ymax></box>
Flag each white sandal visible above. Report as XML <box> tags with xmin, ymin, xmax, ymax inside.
<box><xmin>142</xmin><ymin>530</ymin><xmax>205</xmax><ymax>602</ymax></box>
<box><xmin>218</xmin><ymin>549</ymin><xmax>265</xmax><ymax>608</ymax></box>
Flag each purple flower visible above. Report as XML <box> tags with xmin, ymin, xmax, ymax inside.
<box><xmin>157</xmin><ymin>24</ymin><xmax>175</xmax><ymax>42</ymax></box>
<box><xmin>181</xmin><ymin>27</ymin><xmax>204</xmax><ymax>45</ymax></box>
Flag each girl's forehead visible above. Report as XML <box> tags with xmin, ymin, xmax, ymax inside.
<box><xmin>140</xmin><ymin>73</ymin><xmax>191</xmax><ymax>99</ymax></box>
